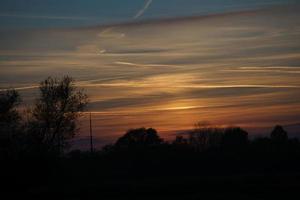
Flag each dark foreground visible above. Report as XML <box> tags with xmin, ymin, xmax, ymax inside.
<box><xmin>3</xmin><ymin>139</ymin><xmax>300</xmax><ymax>200</ymax></box>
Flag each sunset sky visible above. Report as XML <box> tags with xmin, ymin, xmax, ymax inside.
<box><xmin>1</xmin><ymin>1</ymin><xmax>300</xmax><ymax>148</ymax></box>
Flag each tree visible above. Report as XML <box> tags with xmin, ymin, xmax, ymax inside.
<box><xmin>0</xmin><ymin>89</ymin><xmax>21</xmax><ymax>133</ymax></box>
<box><xmin>28</xmin><ymin>76</ymin><xmax>88</xmax><ymax>155</ymax></box>
<box><xmin>270</xmin><ymin>125</ymin><xmax>288</xmax><ymax>142</ymax></box>
<box><xmin>221</xmin><ymin>127</ymin><xmax>248</xmax><ymax>147</ymax></box>
<box><xmin>189</xmin><ymin>122</ymin><xmax>224</xmax><ymax>151</ymax></box>
<box><xmin>115</xmin><ymin>128</ymin><xmax>163</xmax><ymax>149</ymax></box>
<box><xmin>173</xmin><ymin>135</ymin><xmax>188</xmax><ymax>146</ymax></box>
<box><xmin>0</xmin><ymin>89</ymin><xmax>22</xmax><ymax>157</ymax></box>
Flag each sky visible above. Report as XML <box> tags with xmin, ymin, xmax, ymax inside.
<box><xmin>0</xmin><ymin>0</ymin><xmax>298</xmax><ymax>29</ymax></box>
<box><xmin>0</xmin><ymin>1</ymin><xmax>300</xmax><ymax>149</ymax></box>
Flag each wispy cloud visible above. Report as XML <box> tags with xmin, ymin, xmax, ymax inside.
<box><xmin>0</xmin><ymin>13</ymin><xmax>93</xmax><ymax>21</ymax></box>
<box><xmin>134</xmin><ymin>0</ymin><xmax>153</xmax><ymax>19</ymax></box>
<box><xmin>0</xmin><ymin>85</ymin><xmax>38</xmax><ymax>92</ymax></box>
<box><xmin>115</xmin><ymin>61</ymin><xmax>182</xmax><ymax>68</ymax></box>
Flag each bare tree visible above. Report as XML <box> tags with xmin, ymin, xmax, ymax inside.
<box><xmin>28</xmin><ymin>76</ymin><xmax>88</xmax><ymax>155</ymax></box>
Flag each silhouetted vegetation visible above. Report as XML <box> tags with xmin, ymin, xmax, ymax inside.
<box><xmin>26</xmin><ymin>76</ymin><xmax>88</xmax><ymax>156</ymax></box>
<box><xmin>1</xmin><ymin>77</ymin><xmax>300</xmax><ymax>199</ymax></box>
<box><xmin>0</xmin><ymin>89</ymin><xmax>22</xmax><ymax>158</ymax></box>
<box><xmin>1</xmin><ymin>76</ymin><xmax>87</xmax><ymax>159</ymax></box>
<box><xmin>115</xmin><ymin>127</ymin><xmax>163</xmax><ymax>149</ymax></box>
<box><xmin>271</xmin><ymin>125</ymin><xmax>288</xmax><ymax>142</ymax></box>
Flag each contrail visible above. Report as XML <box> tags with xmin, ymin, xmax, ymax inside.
<box><xmin>97</xmin><ymin>0</ymin><xmax>153</xmax><ymax>54</ymax></box>
<box><xmin>134</xmin><ymin>0</ymin><xmax>153</xmax><ymax>19</ymax></box>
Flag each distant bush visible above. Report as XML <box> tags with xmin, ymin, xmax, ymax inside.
<box><xmin>115</xmin><ymin>127</ymin><xmax>163</xmax><ymax>149</ymax></box>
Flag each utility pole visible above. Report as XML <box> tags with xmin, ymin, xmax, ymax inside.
<box><xmin>89</xmin><ymin>112</ymin><xmax>94</xmax><ymax>153</ymax></box>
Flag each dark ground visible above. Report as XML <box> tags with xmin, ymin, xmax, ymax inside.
<box><xmin>2</xmin><ymin>142</ymin><xmax>300</xmax><ymax>200</ymax></box>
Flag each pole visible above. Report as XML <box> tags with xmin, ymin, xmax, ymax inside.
<box><xmin>89</xmin><ymin>112</ymin><xmax>94</xmax><ymax>153</ymax></box>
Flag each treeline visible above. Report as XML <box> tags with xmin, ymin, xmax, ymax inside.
<box><xmin>1</xmin><ymin>76</ymin><xmax>299</xmax><ymax>159</ymax></box>
<box><xmin>98</xmin><ymin>124</ymin><xmax>296</xmax><ymax>153</ymax></box>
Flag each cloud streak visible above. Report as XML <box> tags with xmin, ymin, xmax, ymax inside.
<box><xmin>97</xmin><ymin>0</ymin><xmax>153</xmax><ymax>54</ymax></box>
<box><xmin>134</xmin><ymin>0</ymin><xmax>153</xmax><ymax>19</ymax></box>
<box><xmin>0</xmin><ymin>85</ymin><xmax>38</xmax><ymax>92</ymax></box>
<box><xmin>0</xmin><ymin>14</ymin><xmax>93</xmax><ymax>21</ymax></box>
<box><xmin>115</xmin><ymin>61</ymin><xmax>182</xmax><ymax>68</ymax></box>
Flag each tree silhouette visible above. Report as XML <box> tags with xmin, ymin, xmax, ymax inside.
<box><xmin>189</xmin><ymin>122</ymin><xmax>224</xmax><ymax>151</ymax></box>
<box><xmin>270</xmin><ymin>125</ymin><xmax>288</xmax><ymax>142</ymax></box>
<box><xmin>221</xmin><ymin>127</ymin><xmax>248</xmax><ymax>148</ymax></box>
<box><xmin>0</xmin><ymin>90</ymin><xmax>21</xmax><ymax>157</ymax></box>
<box><xmin>0</xmin><ymin>90</ymin><xmax>21</xmax><ymax>132</ymax></box>
<box><xmin>173</xmin><ymin>135</ymin><xmax>188</xmax><ymax>146</ymax></box>
<box><xmin>27</xmin><ymin>76</ymin><xmax>88</xmax><ymax>155</ymax></box>
<box><xmin>115</xmin><ymin>128</ymin><xmax>163</xmax><ymax>149</ymax></box>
